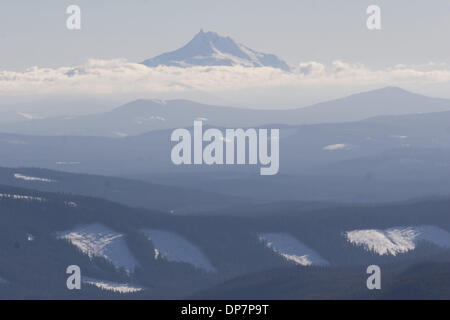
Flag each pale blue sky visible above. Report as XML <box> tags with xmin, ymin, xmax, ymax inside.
<box><xmin>1</xmin><ymin>0</ymin><xmax>449</xmax><ymax>71</ymax></box>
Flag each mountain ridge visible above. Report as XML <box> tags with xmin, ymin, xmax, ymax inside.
<box><xmin>2</xmin><ymin>87</ymin><xmax>450</xmax><ymax>137</ymax></box>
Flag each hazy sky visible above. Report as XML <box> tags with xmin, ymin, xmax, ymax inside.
<box><xmin>0</xmin><ymin>0</ymin><xmax>449</xmax><ymax>111</ymax></box>
<box><xmin>1</xmin><ymin>0</ymin><xmax>449</xmax><ymax>70</ymax></box>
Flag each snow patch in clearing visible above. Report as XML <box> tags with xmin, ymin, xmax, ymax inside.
<box><xmin>149</xmin><ymin>115</ymin><xmax>166</xmax><ymax>121</ymax></box>
<box><xmin>56</xmin><ymin>161</ymin><xmax>80</xmax><ymax>165</ymax></box>
<box><xmin>65</xmin><ymin>201</ymin><xmax>78</xmax><ymax>208</ymax></box>
<box><xmin>57</xmin><ymin>223</ymin><xmax>138</xmax><ymax>272</ymax></box>
<box><xmin>259</xmin><ymin>233</ymin><xmax>329</xmax><ymax>266</ymax></box>
<box><xmin>142</xmin><ymin>229</ymin><xmax>216</xmax><ymax>272</ymax></box>
<box><xmin>345</xmin><ymin>225</ymin><xmax>450</xmax><ymax>256</ymax></box>
<box><xmin>323</xmin><ymin>143</ymin><xmax>351</xmax><ymax>151</ymax></box>
<box><xmin>135</xmin><ymin>115</ymin><xmax>166</xmax><ymax>124</ymax></box>
<box><xmin>17</xmin><ymin>112</ymin><xmax>43</xmax><ymax>120</ymax></box>
<box><xmin>0</xmin><ymin>138</ymin><xmax>29</xmax><ymax>145</ymax></box>
<box><xmin>0</xmin><ymin>193</ymin><xmax>45</xmax><ymax>202</ymax></box>
<box><xmin>14</xmin><ymin>173</ymin><xmax>55</xmax><ymax>183</ymax></box>
<box><xmin>83</xmin><ymin>277</ymin><xmax>144</xmax><ymax>293</ymax></box>
<box><xmin>151</xmin><ymin>99</ymin><xmax>167</xmax><ymax>105</ymax></box>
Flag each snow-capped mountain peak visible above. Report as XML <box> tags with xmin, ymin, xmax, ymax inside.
<box><xmin>141</xmin><ymin>30</ymin><xmax>290</xmax><ymax>71</ymax></box>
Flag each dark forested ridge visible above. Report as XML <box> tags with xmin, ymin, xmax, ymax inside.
<box><xmin>191</xmin><ymin>256</ymin><xmax>450</xmax><ymax>300</ymax></box>
<box><xmin>0</xmin><ymin>183</ymin><xmax>449</xmax><ymax>299</ymax></box>
<box><xmin>0</xmin><ymin>167</ymin><xmax>248</xmax><ymax>214</ymax></box>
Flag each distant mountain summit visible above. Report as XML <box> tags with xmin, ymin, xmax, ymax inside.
<box><xmin>141</xmin><ymin>30</ymin><xmax>291</xmax><ymax>71</ymax></box>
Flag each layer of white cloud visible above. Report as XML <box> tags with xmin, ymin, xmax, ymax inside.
<box><xmin>1</xmin><ymin>60</ymin><xmax>450</xmax><ymax>106</ymax></box>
